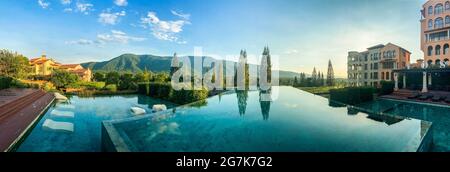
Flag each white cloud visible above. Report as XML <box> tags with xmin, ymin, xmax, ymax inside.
<box><xmin>38</xmin><ymin>0</ymin><xmax>50</xmax><ymax>9</ymax></box>
<box><xmin>66</xmin><ymin>31</ymin><xmax>145</xmax><ymax>47</ymax></box>
<box><xmin>76</xmin><ymin>2</ymin><xmax>94</xmax><ymax>15</ymax></box>
<box><xmin>61</xmin><ymin>0</ymin><xmax>71</xmax><ymax>5</ymax></box>
<box><xmin>141</xmin><ymin>11</ymin><xmax>190</xmax><ymax>44</ymax></box>
<box><xmin>284</xmin><ymin>49</ymin><xmax>299</xmax><ymax>54</ymax></box>
<box><xmin>63</xmin><ymin>8</ymin><xmax>73</xmax><ymax>13</ymax></box>
<box><xmin>97</xmin><ymin>30</ymin><xmax>146</xmax><ymax>44</ymax></box>
<box><xmin>65</xmin><ymin>39</ymin><xmax>95</xmax><ymax>45</ymax></box>
<box><xmin>98</xmin><ymin>11</ymin><xmax>126</xmax><ymax>25</ymax></box>
<box><xmin>171</xmin><ymin>10</ymin><xmax>190</xmax><ymax>20</ymax></box>
<box><xmin>114</xmin><ymin>0</ymin><xmax>128</xmax><ymax>7</ymax></box>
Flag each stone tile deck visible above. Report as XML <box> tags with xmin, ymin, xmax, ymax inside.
<box><xmin>0</xmin><ymin>89</ymin><xmax>55</xmax><ymax>152</ymax></box>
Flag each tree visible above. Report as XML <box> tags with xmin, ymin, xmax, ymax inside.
<box><xmin>119</xmin><ymin>73</ymin><xmax>134</xmax><ymax>90</ymax></box>
<box><xmin>153</xmin><ymin>72</ymin><xmax>170</xmax><ymax>83</ymax></box>
<box><xmin>0</xmin><ymin>49</ymin><xmax>30</xmax><ymax>79</ymax></box>
<box><xmin>106</xmin><ymin>71</ymin><xmax>120</xmax><ymax>85</ymax></box>
<box><xmin>50</xmin><ymin>70</ymin><xmax>79</xmax><ymax>89</ymax></box>
<box><xmin>93</xmin><ymin>72</ymin><xmax>105</xmax><ymax>82</ymax></box>
<box><xmin>293</xmin><ymin>76</ymin><xmax>298</xmax><ymax>86</ymax></box>
<box><xmin>261</xmin><ymin>46</ymin><xmax>272</xmax><ymax>83</ymax></box>
<box><xmin>326</xmin><ymin>60</ymin><xmax>335</xmax><ymax>86</ymax></box>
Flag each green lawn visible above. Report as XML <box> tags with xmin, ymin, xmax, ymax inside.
<box><xmin>297</xmin><ymin>86</ymin><xmax>343</xmax><ymax>95</ymax></box>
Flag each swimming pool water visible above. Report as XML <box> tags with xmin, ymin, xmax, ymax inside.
<box><xmin>104</xmin><ymin>87</ymin><xmax>431</xmax><ymax>152</ymax></box>
<box><xmin>17</xmin><ymin>95</ymin><xmax>177</xmax><ymax>152</ymax></box>
<box><xmin>357</xmin><ymin>99</ymin><xmax>450</xmax><ymax>152</ymax></box>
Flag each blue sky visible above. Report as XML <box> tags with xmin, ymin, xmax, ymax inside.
<box><xmin>0</xmin><ymin>0</ymin><xmax>427</xmax><ymax>77</ymax></box>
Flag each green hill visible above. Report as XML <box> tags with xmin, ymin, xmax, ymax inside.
<box><xmin>81</xmin><ymin>53</ymin><xmax>303</xmax><ymax>78</ymax></box>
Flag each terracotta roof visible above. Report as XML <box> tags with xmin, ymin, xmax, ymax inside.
<box><xmin>60</xmin><ymin>64</ymin><xmax>81</xmax><ymax>68</ymax></box>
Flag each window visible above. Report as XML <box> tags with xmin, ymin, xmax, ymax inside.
<box><xmin>436</xmin><ymin>59</ymin><xmax>441</xmax><ymax>65</ymax></box>
<box><xmin>446</xmin><ymin>16</ymin><xmax>450</xmax><ymax>25</ymax></box>
<box><xmin>446</xmin><ymin>1</ymin><xmax>450</xmax><ymax>10</ymax></box>
<box><xmin>393</xmin><ymin>50</ymin><xmax>396</xmax><ymax>57</ymax></box>
<box><xmin>428</xmin><ymin>19</ymin><xmax>433</xmax><ymax>30</ymax></box>
<box><xmin>436</xmin><ymin>45</ymin><xmax>442</xmax><ymax>55</ymax></box>
<box><xmin>364</xmin><ymin>64</ymin><xmax>368</xmax><ymax>70</ymax></box>
<box><xmin>373</xmin><ymin>72</ymin><xmax>378</xmax><ymax>79</ymax></box>
<box><xmin>386</xmin><ymin>72</ymin><xmax>390</xmax><ymax>80</ymax></box>
<box><xmin>444</xmin><ymin>44</ymin><xmax>449</xmax><ymax>55</ymax></box>
<box><xmin>374</xmin><ymin>63</ymin><xmax>378</xmax><ymax>70</ymax></box>
<box><xmin>429</xmin><ymin>31</ymin><xmax>448</xmax><ymax>41</ymax></box>
<box><xmin>428</xmin><ymin>60</ymin><xmax>433</xmax><ymax>66</ymax></box>
<box><xmin>429</xmin><ymin>6</ymin><xmax>433</xmax><ymax>15</ymax></box>
<box><xmin>428</xmin><ymin>46</ymin><xmax>433</xmax><ymax>56</ymax></box>
<box><xmin>364</xmin><ymin>73</ymin><xmax>368</xmax><ymax>79</ymax></box>
<box><xmin>435</xmin><ymin>17</ymin><xmax>444</xmax><ymax>29</ymax></box>
<box><xmin>436</xmin><ymin>4</ymin><xmax>444</xmax><ymax>14</ymax></box>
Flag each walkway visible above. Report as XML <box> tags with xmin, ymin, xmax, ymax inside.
<box><xmin>0</xmin><ymin>89</ymin><xmax>55</xmax><ymax>152</ymax></box>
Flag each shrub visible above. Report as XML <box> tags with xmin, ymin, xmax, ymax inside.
<box><xmin>138</xmin><ymin>82</ymin><xmax>209</xmax><ymax>105</ymax></box>
<box><xmin>0</xmin><ymin>76</ymin><xmax>13</xmax><ymax>90</ymax></box>
<box><xmin>104</xmin><ymin>84</ymin><xmax>117</xmax><ymax>92</ymax></box>
<box><xmin>330</xmin><ymin>87</ymin><xmax>375</xmax><ymax>105</ymax></box>
<box><xmin>170</xmin><ymin>88</ymin><xmax>209</xmax><ymax>105</ymax></box>
<box><xmin>380</xmin><ymin>81</ymin><xmax>395</xmax><ymax>95</ymax></box>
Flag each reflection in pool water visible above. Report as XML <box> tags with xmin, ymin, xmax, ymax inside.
<box><xmin>104</xmin><ymin>87</ymin><xmax>431</xmax><ymax>152</ymax></box>
<box><xmin>17</xmin><ymin>95</ymin><xmax>177</xmax><ymax>152</ymax></box>
<box><xmin>356</xmin><ymin>99</ymin><xmax>450</xmax><ymax>152</ymax></box>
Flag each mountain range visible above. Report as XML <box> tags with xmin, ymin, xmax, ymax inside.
<box><xmin>81</xmin><ymin>54</ymin><xmax>304</xmax><ymax>78</ymax></box>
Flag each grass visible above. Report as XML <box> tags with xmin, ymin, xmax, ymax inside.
<box><xmin>297</xmin><ymin>86</ymin><xmax>344</xmax><ymax>95</ymax></box>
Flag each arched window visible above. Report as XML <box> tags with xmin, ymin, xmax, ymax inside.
<box><xmin>429</xmin><ymin>6</ymin><xmax>434</xmax><ymax>15</ymax></box>
<box><xmin>381</xmin><ymin>72</ymin><xmax>385</xmax><ymax>80</ymax></box>
<box><xmin>428</xmin><ymin>46</ymin><xmax>433</xmax><ymax>56</ymax></box>
<box><xmin>429</xmin><ymin>19</ymin><xmax>433</xmax><ymax>29</ymax></box>
<box><xmin>446</xmin><ymin>1</ymin><xmax>450</xmax><ymax>10</ymax></box>
<box><xmin>386</xmin><ymin>72</ymin><xmax>390</xmax><ymax>80</ymax></box>
<box><xmin>435</xmin><ymin>17</ymin><xmax>444</xmax><ymax>29</ymax></box>
<box><xmin>436</xmin><ymin>59</ymin><xmax>441</xmax><ymax>65</ymax></box>
<box><xmin>428</xmin><ymin>60</ymin><xmax>433</xmax><ymax>66</ymax></box>
<box><xmin>446</xmin><ymin>16</ymin><xmax>450</xmax><ymax>25</ymax></box>
<box><xmin>444</xmin><ymin>44</ymin><xmax>449</xmax><ymax>55</ymax></box>
<box><xmin>444</xmin><ymin>58</ymin><xmax>449</xmax><ymax>66</ymax></box>
<box><xmin>436</xmin><ymin>45</ymin><xmax>442</xmax><ymax>55</ymax></box>
<box><xmin>435</xmin><ymin>4</ymin><xmax>444</xmax><ymax>14</ymax></box>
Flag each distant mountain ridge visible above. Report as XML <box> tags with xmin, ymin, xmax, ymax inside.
<box><xmin>81</xmin><ymin>53</ymin><xmax>304</xmax><ymax>78</ymax></box>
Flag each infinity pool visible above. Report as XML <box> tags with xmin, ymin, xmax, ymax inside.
<box><xmin>17</xmin><ymin>95</ymin><xmax>177</xmax><ymax>152</ymax></box>
<box><xmin>103</xmin><ymin>87</ymin><xmax>432</xmax><ymax>152</ymax></box>
<box><xmin>357</xmin><ymin>99</ymin><xmax>450</xmax><ymax>152</ymax></box>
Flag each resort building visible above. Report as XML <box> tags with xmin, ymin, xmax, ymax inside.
<box><xmin>392</xmin><ymin>0</ymin><xmax>450</xmax><ymax>93</ymax></box>
<box><xmin>29</xmin><ymin>54</ymin><xmax>92</xmax><ymax>82</ymax></box>
<box><xmin>348</xmin><ymin>43</ymin><xmax>411</xmax><ymax>87</ymax></box>
<box><xmin>29</xmin><ymin>55</ymin><xmax>60</xmax><ymax>76</ymax></box>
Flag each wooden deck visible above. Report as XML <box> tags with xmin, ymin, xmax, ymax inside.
<box><xmin>0</xmin><ymin>89</ymin><xmax>55</xmax><ymax>152</ymax></box>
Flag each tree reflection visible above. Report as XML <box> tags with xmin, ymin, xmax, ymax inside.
<box><xmin>259</xmin><ymin>89</ymin><xmax>272</xmax><ymax>120</ymax></box>
<box><xmin>235</xmin><ymin>89</ymin><xmax>248</xmax><ymax>116</ymax></box>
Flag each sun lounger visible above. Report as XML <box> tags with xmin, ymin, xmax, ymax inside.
<box><xmin>50</xmin><ymin>110</ymin><xmax>75</xmax><ymax>118</ymax></box>
<box><xmin>445</xmin><ymin>97</ymin><xmax>450</xmax><ymax>103</ymax></box>
<box><xmin>432</xmin><ymin>95</ymin><xmax>444</xmax><ymax>102</ymax></box>
<box><xmin>131</xmin><ymin>107</ymin><xmax>146</xmax><ymax>115</ymax></box>
<box><xmin>408</xmin><ymin>93</ymin><xmax>420</xmax><ymax>99</ymax></box>
<box><xmin>418</xmin><ymin>93</ymin><xmax>433</xmax><ymax>100</ymax></box>
<box><xmin>42</xmin><ymin>119</ymin><xmax>74</xmax><ymax>133</ymax></box>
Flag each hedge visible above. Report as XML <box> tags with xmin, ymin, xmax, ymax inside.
<box><xmin>329</xmin><ymin>87</ymin><xmax>375</xmax><ymax>105</ymax></box>
<box><xmin>380</xmin><ymin>81</ymin><xmax>395</xmax><ymax>95</ymax></box>
<box><xmin>104</xmin><ymin>84</ymin><xmax>117</xmax><ymax>92</ymax></box>
<box><xmin>0</xmin><ymin>76</ymin><xmax>13</xmax><ymax>90</ymax></box>
<box><xmin>138</xmin><ymin>82</ymin><xmax>209</xmax><ymax>104</ymax></box>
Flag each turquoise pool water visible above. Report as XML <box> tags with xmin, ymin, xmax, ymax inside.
<box><xmin>104</xmin><ymin>87</ymin><xmax>431</xmax><ymax>152</ymax></box>
<box><xmin>357</xmin><ymin>99</ymin><xmax>450</xmax><ymax>152</ymax></box>
<box><xmin>17</xmin><ymin>95</ymin><xmax>177</xmax><ymax>152</ymax></box>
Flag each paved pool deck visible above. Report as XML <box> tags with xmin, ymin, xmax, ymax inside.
<box><xmin>0</xmin><ymin>89</ymin><xmax>55</xmax><ymax>152</ymax></box>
